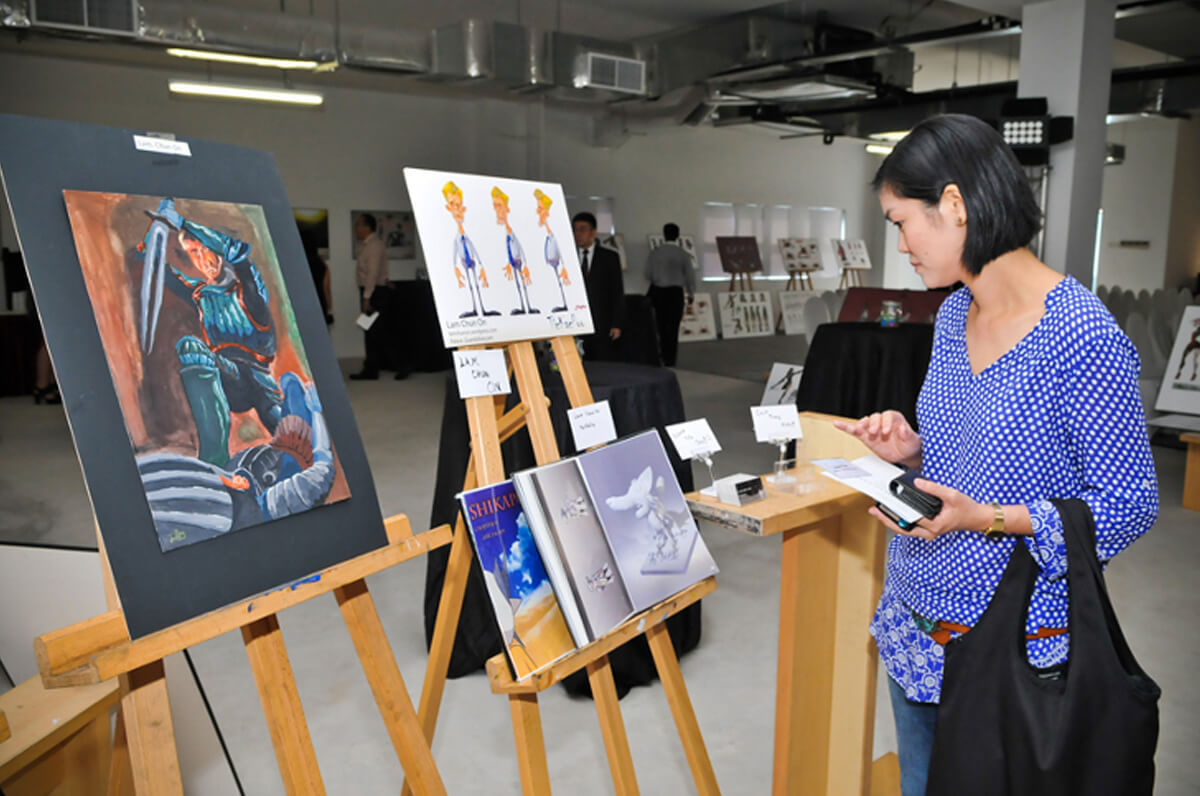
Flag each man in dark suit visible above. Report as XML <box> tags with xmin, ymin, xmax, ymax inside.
<box><xmin>572</xmin><ymin>212</ymin><xmax>624</xmax><ymax>361</ymax></box>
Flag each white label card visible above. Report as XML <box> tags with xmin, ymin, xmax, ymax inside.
<box><xmin>452</xmin><ymin>349</ymin><xmax>512</xmax><ymax>399</ymax></box>
<box><xmin>355</xmin><ymin>311</ymin><xmax>379</xmax><ymax>331</ymax></box>
<box><xmin>665</xmin><ymin>418</ymin><xmax>722</xmax><ymax>460</ymax></box>
<box><xmin>750</xmin><ymin>405</ymin><xmax>804</xmax><ymax>443</ymax></box>
<box><xmin>133</xmin><ymin>135</ymin><xmax>192</xmax><ymax>157</ymax></box>
<box><xmin>567</xmin><ymin>400</ymin><xmax>618</xmax><ymax>450</ymax></box>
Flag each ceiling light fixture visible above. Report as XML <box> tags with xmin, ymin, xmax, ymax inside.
<box><xmin>868</xmin><ymin>130</ymin><xmax>911</xmax><ymax>143</ymax></box>
<box><xmin>168</xmin><ymin>80</ymin><xmax>324</xmax><ymax>106</ymax></box>
<box><xmin>166</xmin><ymin>47</ymin><xmax>326</xmax><ymax>71</ymax></box>
<box><xmin>865</xmin><ymin>143</ymin><xmax>894</xmax><ymax>156</ymax></box>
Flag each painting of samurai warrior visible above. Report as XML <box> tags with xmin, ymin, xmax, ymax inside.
<box><xmin>63</xmin><ymin>191</ymin><xmax>350</xmax><ymax>552</ymax></box>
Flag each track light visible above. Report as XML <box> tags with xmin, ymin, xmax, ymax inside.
<box><xmin>166</xmin><ymin>48</ymin><xmax>326</xmax><ymax>71</ymax></box>
<box><xmin>168</xmin><ymin>80</ymin><xmax>324</xmax><ymax>106</ymax></box>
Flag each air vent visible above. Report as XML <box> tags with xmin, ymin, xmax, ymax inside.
<box><xmin>576</xmin><ymin>52</ymin><xmax>646</xmax><ymax>95</ymax></box>
<box><xmin>31</xmin><ymin>0</ymin><xmax>135</xmax><ymax>35</ymax></box>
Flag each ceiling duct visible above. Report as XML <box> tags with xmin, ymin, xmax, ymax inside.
<box><xmin>30</xmin><ymin>0</ymin><xmax>133</xmax><ymax>35</ymax></box>
<box><xmin>338</xmin><ymin>23</ymin><xmax>427</xmax><ymax>74</ymax></box>
<box><xmin>426</xmin><ymin>18</ymin><xmax>549</xmax><ymax>90</ymax></box>
<box><xmin>139</xmin><ymin>1</ymin><xmax>335</xmax><ymax>62</ymax></box>
<box><xmin>548</xmin><ymin>31</ymin><xmax>644</xmax><ymax>99</ymax></box>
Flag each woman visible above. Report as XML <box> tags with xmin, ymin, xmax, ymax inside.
<box><xmin>836</xmin><ymin>114</ymin><xmax>1157</xmax><ymax>795</ymax></box>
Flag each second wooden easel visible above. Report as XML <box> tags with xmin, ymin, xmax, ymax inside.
<box><xmin>728</xmin><ymin>270</ymin><xmax>754</xmax><ymax>292</ymax></box>
<box><xmin>404</xmin><ymin>335</ymin><xmax>720</xmax><ymax>796</ymax></box>
<box><xmin>35</xmin><ymin>517</ymin><xmax>453</xmax><ymax>795</ymax></box>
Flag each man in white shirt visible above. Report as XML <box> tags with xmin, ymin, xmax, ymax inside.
<box><xmin>643</xmin><ymin>223</ymin><xmax>695</xmax><ymax>366</ymax></box>
<box><xmin>351</xmin><ymin>213</ymin><xmax>401</xmax><ymax>380</ymax></box>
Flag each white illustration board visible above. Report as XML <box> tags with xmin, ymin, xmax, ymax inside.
<box><xmin>761</xmin><ymin>362</ymin><xmax>805</xmax><ymax>406</ymax></box>
<box><xmin>404</xmin><ymin>167</ymin><xmax>595</xmax><ymax>348</ymax></box>
<box><xmin>679</xmin><ymin>291</ymin><xmax>717</xmax><ymax>342</ymax></box>
<box><xmin>1155</xmin><ymin>306</ymin><xmax>1200</xmax><ymax>415</ymax></box>
<box><xmin>778</xmin><ymin>237</ymin><xmax>823</xmax><ymax>273</ymax></box>
<box><xmin>777</xmin><ymin>291</ymin><xmax>807</xmax><ymax>336</ymax></box>
<box><xmin>717</xmin><ymin>291</ymin><xmax>775</xmax><ymax>339</ymax></box>
<box><xmin>831</xmin><ymin>238</ymin><xmax>872</xmax><ymax>271</ymax></box>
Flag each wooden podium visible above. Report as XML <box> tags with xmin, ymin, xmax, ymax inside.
<box><xmin>686</xmin><ymin>412</ymin><xmax>888</xmax><ymax>796</ymax></box>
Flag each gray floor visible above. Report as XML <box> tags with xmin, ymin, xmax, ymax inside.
<box><xmin>0</xmin><ymin>363</ymin><xmax>1196</xmax><ymax>794</ymax></box>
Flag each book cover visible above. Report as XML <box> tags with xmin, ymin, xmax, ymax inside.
<box><xmin>518</xmin><ymin>461</ymin><xmax>634</xmax><ymax>643</ymax></box>
<box><xmin>576</xmin><ymin>431</ymin><xmax>719</xmax><ymax>612</ymax></box>
<box><xmin>459</xmin><ymin>481</ymin><xmax>576</xmax><ymax>680</ymax></box>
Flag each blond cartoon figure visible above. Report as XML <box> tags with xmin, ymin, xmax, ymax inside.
<box><xmin>444</xmin><ymin>181</ymin><xmax>500</xmax><ymax>319</ymax></box>
<box><xmin>534</xmin><ymin>189</ymin><xmax>570</xmax><ymax>313</ymax></box>
<box><xmin>492</xmin><ymin>187</ymin><xmax>537</xmax><ymax>315</ymax></box>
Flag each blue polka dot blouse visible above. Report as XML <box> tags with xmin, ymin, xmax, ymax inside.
<box><xmin>871</xmin><ymin>276</ymin><xmax>1158</xmax><ymax>703</ymax></box>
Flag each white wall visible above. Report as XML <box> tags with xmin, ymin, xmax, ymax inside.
<box><xmin>1096</xmin><ymin>117</ymin><xmax>1180</xmax><ymax>292</ymax></box>
<box><xmin>0</xmin><ymin>45</ymin><xmax>885</xmax><ymax>357</ymax></box>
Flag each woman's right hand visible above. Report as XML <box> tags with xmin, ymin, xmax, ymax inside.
<box><xmin>833</xmin><ymin>410</ymin><xmax>922</xmax><ymax>466</ymax></box>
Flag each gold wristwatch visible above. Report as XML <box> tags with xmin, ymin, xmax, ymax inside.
<box><xmin>984</xmin><ymin>502</ymin><xmax>1005</xmax><ymax>539</ymax></box>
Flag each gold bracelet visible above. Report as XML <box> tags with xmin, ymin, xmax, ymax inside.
<box><xmin>984</xmin><ymin>502</ymin><xmax>1005</xmax><ymax>539</ymax></box>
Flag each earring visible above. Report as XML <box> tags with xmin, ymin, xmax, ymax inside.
<box><xmin>956</xmin><ymin>217</ymin><xmax>966</xmax><ymax>227</ymax></box>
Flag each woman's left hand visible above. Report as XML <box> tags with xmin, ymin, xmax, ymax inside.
<box><xmin>869</xmin><ymin>477</ymin><xmax>990</xmax><ymax>542</ymax></box>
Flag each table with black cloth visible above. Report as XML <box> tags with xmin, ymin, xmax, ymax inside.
<box><xmin>795</xmin><ymin>322</ymin><xmax>935</xmax><ymax>429</ymax></box>
<box><xmin>388</xmin><ymin>280</ymin><xmax>452</xmax><ymax>373</ymax></box>
<box><xmin>0</xmin><ymin>313</ymin><xmax>40</xmax><ymax>397</ymax></box>
<box><xmin>424</xmin><ymin>359</ymin><xmax>702</xmax><ymax>699</ymax></box>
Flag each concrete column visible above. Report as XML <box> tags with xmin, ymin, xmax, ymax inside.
<box><xmin>1017</xmin><ymin>0</ymin><xmax>1115</xmax><ymax>282</ymax></box>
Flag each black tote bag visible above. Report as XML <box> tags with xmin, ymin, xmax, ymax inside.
<box><xmin>927</xmin><ymin>498</ymin><xmax>1160</xmax><ymax>796</ymax></box>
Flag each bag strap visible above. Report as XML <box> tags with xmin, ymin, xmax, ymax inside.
<box><xmin>1051</xmin><ymin>498</ymin><xmax>1144</xmax><ymax>678</ymax></box>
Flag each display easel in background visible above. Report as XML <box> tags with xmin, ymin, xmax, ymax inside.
<box><xmin>717</xmin><ymin>236</ymin><xmax>763</xmax><ymax>293</ymax></box>
<box><xmin>35</xmin><ymin>517</ymin><xmax>453</xmax><ymax>795</ymax></box>
<box><xmin>778</xmin><ymin>239</ymin><xmax>815</xmax><ymax>293</ymax></box>
<box><xmin>404</xmin><ymin>335</ymin><xmax>719</xmax><ymax>796</ymax></box>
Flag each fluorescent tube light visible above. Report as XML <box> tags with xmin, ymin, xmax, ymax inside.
<box><xmin>167</xmin><ymin>47</ymin><xmax>323</xmax><ymax>71</ymax></box>
<box><xmin>865</xmin><ymin>143</ymin><xmax>894</xmax><ymax>156</ymax></box>
<box><xmin>168</xmin><ymin>80</ymin><xmax>324</xmax><ymax>106</ymax></box>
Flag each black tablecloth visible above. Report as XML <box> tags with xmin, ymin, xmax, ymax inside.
<box><xmin>389</xmin><ymin>280</ymin><xmax>452</xmax><ymax>373</ymax></box>
<box><xmin>0</xmin><ymin>313</ymin><xmax>40</xmax><ymax>397</ymax></box>
<box><xmin>424</xmin><ymin>359</ymin><xmax>702</xmax><ymax>698</ymax></box>
<box><xmin>796</xmin><ymin>322</ymin><xmax>935</xmax><ymax>429</ymax></box>
<box><xmin>613</xmin><ymin>295</ymin><xmax>662</xmax><ymax>367</ymax></box>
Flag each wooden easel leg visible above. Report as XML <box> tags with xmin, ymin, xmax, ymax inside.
<box><xmin>587</xmin><ymin>658</ymin><xmax>640</xmax><ymax>796</ymax></box>
<box><xmin>335</xmin><ymin>579</ymin><xmax>447</xmax><ymax>796</ymax></box>
<box><xmin>772</xmin><ymin>523</ymin><xmax>840</xmax><ymax>796</ymax></box>
<box><xmin>119</xmin><ymin>661</ymin><xmax>183</xmax><ymax>796</ymax></box>
<box><xmin>645</xmin><ymin>624</ymin><xmax>720</xmax><ymax>796</ymax></box>
<box><xmin>107</xmin><ymin>706</ymin><xmax>134</xmax><ymax>796</ymax></box>
<box><xmin>242</xmin><ymin>615</ymin><xmax>325</xmax><ymax>796</ymax></box>
<box><xmin>508</xmin><ymin>694</ymin><xmax>551</xmax><ymax>796</ymax></box>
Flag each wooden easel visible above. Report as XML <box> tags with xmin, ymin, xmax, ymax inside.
<box><xmin>838</xmin><ymin>268</ymin><xmax>864</xmax><ymax>289</ymax></box>
<box><xmin>728</xmin><ymin>271</ymin><xmax>754</xmax><ymax>292</ymax></box>
<box><xmin>404</xmin><ymin>336</ymin><xmax>720</xmax><ymax>796</ymax></box>
<box><xmin>35</xmin><ymin>517</ymin><xmax>453</xmax><ymax>795</ymax></box>
<box><xmin>784</xmin><ymin>269</ymin><xmax>814</xmax><ymax>292</ymax></box>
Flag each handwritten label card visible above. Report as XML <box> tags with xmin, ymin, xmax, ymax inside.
<box><xmin>750</xmin><ymin>405</ymin><xmax>804</xmax><ymax>443</ymax></box>
<box><xmin>133</xmin><ymin>135</ymin><xmax>192</xmax><ymax>157</ymax></box>
<box><xmin>452</xmin><ymin>349</ymin><xmax>511</xmax><ymax>399</ymax></box>
<box><xmin>567</xmin><ymin>400</ymin><xmax>618</xmax><ymax>450</ymax></box>
<box><xmin>665</xmin><ymin>418</ymin><xmax>722</xmax><ymax>460</ymax></box>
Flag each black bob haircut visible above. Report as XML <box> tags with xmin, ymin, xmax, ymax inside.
<box><xmin>663</xmin><ymin>222</ymin><xmax>680</xmax><ymax>240</ymax></box>
<box><xmin>872</xmin><ymin>114</ymin><xmax>1042</xmax><ymax>276</ymax></box>
<box><xmin>572</xmin><ymin>211</ymin><xmax>597</xmax><ymax>229</ymax></box>
<box><xmin>358</xmin><ymin>212</ymin><xmax>378</xmax><ymax>232</ymax></box>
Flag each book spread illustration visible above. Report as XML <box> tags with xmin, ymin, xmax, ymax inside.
<box><xmin>575</xmin><ymin>431</ymin><xmax>718</xmax><ymax>611</ymax></box>
<box><xmin>460</xmin><ymin>481</ymin><xmax>576</xmax><ymax>679</ymax></box>
<box><xmin>514</xmin><ymin>460</ymin><xmax>633</xmax><ymax>644</ymax></box>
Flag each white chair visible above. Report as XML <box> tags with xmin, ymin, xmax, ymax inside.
<box><xmin>802</xmin><ymin>296</ymin><xmax>832</xmax><ymax>343</ymax></box>
<box><xmin>1136</xmin><ymin>290</ymin><xmax>1154</xmax><ymax>317</ymax></box>
<box><xmin>820</xmin><ymin>290</ymin><xmax>843</xmax><ymax>321</ymax></box>
<box><xmin>1108</xmin><ymin>292</ymin><xmax>1131</xmax><ymax>328</ymax></box>
<box><xmin>1096</xmin><ymin>284</ymin><xmax>1109</xmax><ymax>302</ymax></box>
<box><xmin>1126</xmin><ymin>312</ymin><xmax>1166</xmax><ymax>379</ymax></box>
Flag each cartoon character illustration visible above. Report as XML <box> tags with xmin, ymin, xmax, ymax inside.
<box><xmin>605</xmin><ymin>466</ymin><xmax>695</xmax><ymax>567</ymax></box>
<box><xmin>138</xmin><ymin>198</ymin><xmax>285</xmax><ymax>467</ymax></box>
<box><xmin>491</xmin><ymin>186</ymin><xmax>538</xmax><ymax>315</ymax></box>
<box><xmin>443</xmin><ymin>181</ymin><xmax>501</xmax><ymax>319</ymax></box>
<box><xmin>586</xmin><ymin>563</ymin><xmax>614</xmax><ymax>593</ymax></box>
<box><xmin>137</xmin><ymin>374</ymin><xmax>336</xmax><ymax>550</ymax></box>
<box><xmin>534</xmin><ymin>188</ymin><xmax>570</xmax><ymax>313</ymax></box>
<box><xmin>1176</xmin><ymin>320</ymin><xmax>1200</xmax><ymax>382</ymax></box>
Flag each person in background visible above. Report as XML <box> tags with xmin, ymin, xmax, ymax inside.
<box><xmin>835</xmin><ymin>114</ymin><xmax>1157</xmax><ymax>795</ymax></box>
<box><xmin>572</xmin><ymin>211</ymin><xmax>623</xmax><ymax>361</ymax></box>
<box><xmin>300</xmin><ymin>231</ymin><xmax>333</xmax><ymax>325</ymax></box>
<box><xmin>644</xmin><ymin>223</ymin><xmax>695</xmax><ymax>367</ymax></box>
<box><xmin>350</xmin><ymin>213</ymin><xmax>403</xmax><ymax>380</ymax></box>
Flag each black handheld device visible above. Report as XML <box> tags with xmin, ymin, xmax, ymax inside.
<box><xmin>888</xmin><ymin>470</ymin><xmax>943</xmax><ymax>519</ymax></box>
